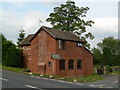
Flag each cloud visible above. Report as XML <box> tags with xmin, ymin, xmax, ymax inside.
<box><xmin>2</xmin><ymin>0</ymin><xmax>119</xmax><ymax>2</ymax></box>
<box><xmin>86</xmin><ymin>17</ymin><xmax>118</xmax><ymax>48</ymax></box>
<box><xmin>92</xmin><ymin>17</ymin><xmax>118</xmax><ymax>33</ymax></box>
<box><xmin>2</xmin><ymin>9</ymin><xmax>51</xmax><ymax>44</ymax></box>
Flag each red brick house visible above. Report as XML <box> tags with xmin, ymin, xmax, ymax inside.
<box><xmin>19</xmin><ymin>26</ymin><xmax>93</xmax><ymax>76</ymax></box>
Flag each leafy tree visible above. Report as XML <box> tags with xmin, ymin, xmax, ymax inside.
<box><xmin>97</xmin><ymin>36</ymin><xmax>118</xmax><ymax>55</ymax></box>
<box><xmin>102</xmin><ymin>47</ymin><xmax>113</xmax><ymax>66</ymax></box>
<box><xmin>5</xmin><ymin>45</ymin><xmax>22</xmax><ymax>67</ymax></box>
<box><xmin>92</xmin><ymin>47</ymin><xmax>102</xmax><ymax>65</ymax></box>
<box><xmin>2</xmin><ymin>34</ymin><xmax>23</xmax><ymax>67</ymax></box>
<box><xmin>17</xmin><ymin>29</ymin><xmax>25</xmax><ymax>45</ymax></box>
<box><xmin>46</xmin><ymin>0</ymin><xmax>94</xmax><ymax>49</ymax></box>
<box><xmin>97</xmin><ymin>36</ymin><xmax>120</xmax><ymax>65</ymax></box>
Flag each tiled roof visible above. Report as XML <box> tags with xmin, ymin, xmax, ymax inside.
<box><xmin>19</xmin><ymin>34</ymin><xmax>34</xmax><ymax>46</ymax></box>
<box><xmin>30</xmin><ymin>26</ymin><xmax>85</xmax><ymax>43</ymax></box>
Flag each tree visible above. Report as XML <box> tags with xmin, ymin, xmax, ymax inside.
<box><xmin>92</xmin><ymin>47</ymin><xmax>102</xmax><ymax>65</ymax></box>
<box><xmin>102</xmin><ymin>47</ymin><xmax>113</xmax><ymax>66</ymax></box>
<box><xmin>2</xmin><ymin>34</ymin><xmax>23</xmax><ymax>67</ymax></box>
<box><xmin>97</xmin><ymin>36</ymin><xmax>118</xmax><ymax>55</ymax></box>
<box><xmin>46</xmin><ymin>0</ymin><xmax>94</xmax><ymax>49</ymax></box>
<box><xmin>97</xmin><ymin>36</ymin><xmax>120</xmax><ymax>65</ymax></box>
<box><xmin>17</xmin><ymin>29</ymin><xmax>25</xmax><ymax>45</ymax></box>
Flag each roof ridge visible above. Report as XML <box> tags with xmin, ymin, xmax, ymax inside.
<box><xmin>42</xmin><ymin>26</ymin><xmax>56</xmax><ymax>38</ymax></box>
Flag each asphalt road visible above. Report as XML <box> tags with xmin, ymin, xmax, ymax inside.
<box><xmin>1</xmin><ymin>70</ymin><xmax>119</xmax><ymax>89</ymax></box>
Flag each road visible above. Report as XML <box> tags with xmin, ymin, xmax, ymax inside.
<box><xmin>1</xmin><ymin>70</ymin><xmax>119</xmax><ymax>89</ymax></box>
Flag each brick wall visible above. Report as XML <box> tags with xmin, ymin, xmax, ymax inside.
<box><xmin>20</xmin><ymin>46</ymin><xmax>31</xmax><ymax>68</ymax></box>
<box><xmin>55</xmin><ymin>40</ymin><xmax>93</xmax><ymax>76</ymax></box>
<box><xmin>31</xmin><ymin>29</ymin><xmax>47</xmax><ymax>74</ymax></box>
<box><xmin>30</xmin><ymin>30</ymin><xmax>93</xmax><ymax>76</ymax></box>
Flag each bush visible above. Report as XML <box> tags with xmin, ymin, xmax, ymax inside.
<box><xmin>106</xmin><ymin>65</ymin><xmax>112</xmax><ymax>72</ymax></box>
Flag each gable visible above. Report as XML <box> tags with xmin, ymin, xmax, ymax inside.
<box><xmin>30</xmin><ymin>26</ymin><xmax>85</xmax><ymax>43</ymax></box>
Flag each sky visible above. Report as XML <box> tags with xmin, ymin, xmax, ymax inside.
<box><xmin>0</xmin><ymin>0</ymin><xmax>119</xmax><ymax>48</ymax></box>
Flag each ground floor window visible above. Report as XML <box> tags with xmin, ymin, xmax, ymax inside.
<box><xmin>48</xmin><ymin>61</ymin><xmax>51</xmax><ymax>67</ymax></box>
<box><xmin>77</xmin><ymin>59</ymin><xmax>82</xmax><ymax>69</ymax></box>
<box><xmin>59</xmin><ymin>59</ymin><xmax>65</xmax><ymax>70</ymax></box>
<box><xmin>69</xmin><ymin>59</ymin><xmax>74</xmax><ymax>70</ymax></box>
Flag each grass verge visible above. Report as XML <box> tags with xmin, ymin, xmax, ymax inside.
<box><xmin>105</xmin><ymin>71</ymin><xmax>120</xmax><ymax>76</ymax></box>
<box><xmin>63</xmin><ymin>74</ymin><xmax>104</xmax><ymax>83</ymax></box>
<box><xmin>2</xmin><ymin>65</ymin><xmax>30</xmax><ymax>74</ymax></box>
<box><xmin>2</xmin><ymin>65</ymin><xmax>104</xmax><ymax>83</ymax></box>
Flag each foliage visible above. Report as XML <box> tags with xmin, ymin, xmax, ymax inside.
<box><xmin>92</xmin><ymin>47</ymin><xmax>102</xmax><ymax>65</ymax></box>
<box><xmin>2</xmin><ymin>34</ymin><xmax>23</xmax><ymax>67</ymax></box>
<box><xmin>106</xmin><ymin>65</ymin><xmax>112</xmax><ymax>72</ymax></box>
<box><xmin>46</xmin><ymin>0</ymin><xmax>94</xmax><ymax>49</ymax></box>
<box><xmin>17</xmin><ymin>29</ymin><xmax>25</xmax><ymax>45</ymax></box>
<box><xmin>97</xmin><ymin>36</ymin><xmax>119</xmax><ymax>55</ymax></box>
<box><xmin>93</xmin><ymin>36</ymin><xmax>120</xmax><ymax>66</ymax></box>
<box><xmin>103</xmin><ymin>47</ymin><xmax>113</xmax><ymax>66</ymax></box>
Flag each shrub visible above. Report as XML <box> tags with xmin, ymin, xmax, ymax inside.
<box><xmin>106</xmin><ymin>65</ymin><xmax>112</xmax><ymax>72</ymax></box>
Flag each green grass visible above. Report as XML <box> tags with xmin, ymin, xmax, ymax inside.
<box><xmin>105</xmin><ymin>71</ymin><xmax>120</xmax><ymax>76</ymax></box>
<box><xmin>63</xmin><ymin>74</ymin><xmax>104</xmax><ymax>83</ymax></box>
<box><xmin>2</xmin><ymin>65</ymin><xmax>104</xmax><ymax>83</ymax></box>
<box><xmin>2</xmin><ymin>65</ymin><xmax>30</xmax><ymax>74</ymax></box>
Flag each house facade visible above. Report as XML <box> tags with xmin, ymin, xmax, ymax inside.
<box><xmin>19</xmin><ymin>26</ymin><xmax>93</xmax><ymax>76</ymax></box>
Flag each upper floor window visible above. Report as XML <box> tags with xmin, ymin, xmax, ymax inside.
<box><xmin>77</xmin><ymin>59</ymin><xmax>82</xmax><ymax>69</ymax></box>
<box><xmin>69</xmin><ymin>59</ymin><xmax>74</xmax><ymax>70</ymax></box>
<box><xmin>59</xmin><ymin>59</ymin><xmax>65</xmax><ymax>70</ymax></box>
<box><xmin>59</xmin><ymin>40</ymin><xmax>66</xmax><ymax>50</ymax></box>
<box><xmin>77</xmin><ymin>43</ymin><xmax>83</xmax><ymax>47</ymax></box>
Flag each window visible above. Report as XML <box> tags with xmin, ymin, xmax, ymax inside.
<box><xmin>77</xmin><ymin>59</ymin><xmax>82</xmax><ymax>69</ymax></box>
<box><xmin>59</xmin><ymin>40</ymin><xmax>66</xmax><ymax>50</ymax></box>
<box><xmin>59</xmin><ymin>59</ymin><xmax>65</xmax><ymax>70</ymax></box>
<box><xmin>69</xmin><ymin>59</ymin><xmax>74</xmax><ymax>70</ymax></box>
<box><xmin>48</xmin><ymin>61</ymin><xmax>51</xmax><ymax>67</ymax></box>
<box><xmin>77</xmin><ymin>43</ymin><xmax>83</xmax><ymax>47</ymax></box>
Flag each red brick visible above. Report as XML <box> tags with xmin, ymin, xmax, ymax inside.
<box><xmin>20</xmin><ymin>29</ymin><xmax>93</xmax><ymax>76</ymax></box>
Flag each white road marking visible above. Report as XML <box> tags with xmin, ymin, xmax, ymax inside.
<box><xmin>31</xmin><ymin>76</ymin><xmax>34</xmax><ymax>77</ymax></box>
<box><xmin>89</xmin><ymin>85</ymin><xmax>96</xmax><ymax>87</ymax></box>
<box><xmin>112</xmin><ymin>81</ymin><xmax>118</xmax><ymax>84</ymax></box>
<box><xmin>104</xmin><ymin>87</ymin><xmax>113</xmax><ymax>88</ymax></box>
<box><xmin>75</xmin><ymin>83</ymin><xmax>84</xmax><ymax>85</ymax></box>
<box><xmin>65</xmin><ymin>82</ymin><xmax>73</xmax><ymax>84</ymax></box>
<box><xmin>96</xmin><ymin>84</ymin><xmax>106</xmax><ymax>87</ymax></box>
<box><xmin>50</xmin><ymin>79</ymin><xmax>56</xmax><ymax>81</ymax></box>
<box><xmin>26</xmin><ymin>85</ymin><xmax>37</xmax><ymax>89</ymax></box>
<box><xmin>0</xmin><ymin>78</ymin><xmax>8</xmax><ymax>81</ymax></box>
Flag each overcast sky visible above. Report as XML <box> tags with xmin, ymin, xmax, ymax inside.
<box><xmin>0</xmin><ymin>0</ymin><xmax>119</xmax><ymax>48</ymax></box>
